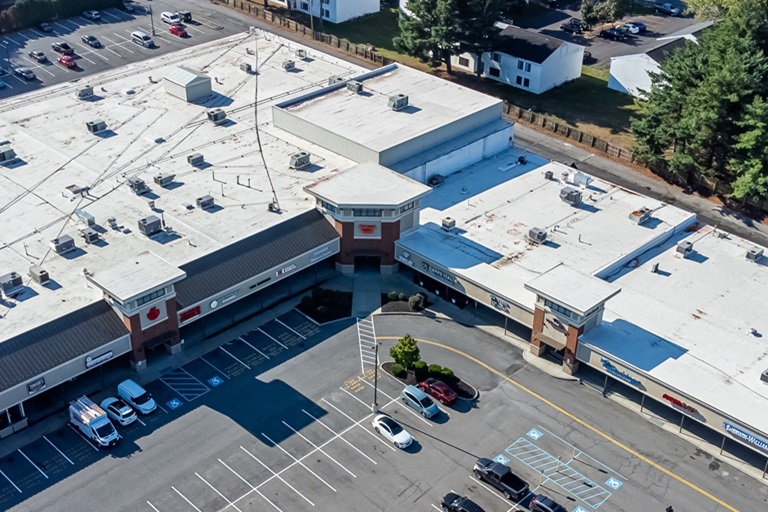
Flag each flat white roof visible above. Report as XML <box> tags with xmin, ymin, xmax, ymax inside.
<box><xmin>304</xmin><ymin>162</ymin><xmax>431</xmax><ymax>207</ymax></box>
<box><xmin>398</xmin><ymin>151</ymin><xmax>695</xmax><ymax>308</ymax></box>
<box><xmin>0</xmin><ymin>33</ymin><xmax>365</xmax><ymax>342</ymax></box>
<box><xmin>280</xmin><ymin>64</ymin><xmax>501</xmax><ymax>153</ymax></box>
<box><xmin>525</xmin><ymin>263</ymin><xmax>620</xmax><ymax>315</ymax></box>
<box><xmin>583</xmin><ymin>225</ymin><xmax>768</xmax><ymax>436</ymax></box>
<box><xmin>87</xmin><ymin>251</ymin><xmax>186</xmax><ymax>303</ymax></box>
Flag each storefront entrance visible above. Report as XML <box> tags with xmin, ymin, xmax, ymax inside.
<box><xmin>354</xmin><ymin>255</ymin><xmax>381</xmax><ymax>270</ymax></box>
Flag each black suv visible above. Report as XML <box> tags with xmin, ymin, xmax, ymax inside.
<box><xmin>441</xmin><ymin>492</ymin><xmax>485</xmax><ymax>512</ymax></box>
<box><xmin>530</xmin><ymin>494</ymin><xmax>567</xmax><ymax>512</ymax></box>
<box><xmin>600</xmin><ymin>27</ymin><xmax>628</xmax><ymax>40</ymax></box>
<box><xmin>51</xmin><ymin>41</ymin><xmax>74</xmax><ymax>55</ymax></box>
<box><xmin>560</xmin><ymin>19</ymin><xmax>585</xmax><ymax>34</ymax></box>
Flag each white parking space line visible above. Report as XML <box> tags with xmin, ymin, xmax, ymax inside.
<box><xmin>60</xmin><ymin>20</ymin><xmax>80</xmax><ymax>30</ymax></box>
<box><xmin>239</xmin><ymin>446</ymin><xmax>315</xmax><ymax>506</ymax></box>
<box><xmin>431</xmin><ymin>505</ymin><xmax>442</xmax><ymax>511</ymax></box>
<box><xmin>23</xmin><ymin>59</ymin><xmax>56</xmax><ymax>76</ymax></box>
<box><xmin>75</xmin><ymin>43</ymin><xmax>109</xmax><ymax>61</ymax></box>
<box><xmin>339</xmin><ymin>387</ymin><xmax>371</xmax><ymax>409</ymax></box>
<box><xmin>102</xmin><ymin>11</ymin><xmax>123</xmax><ymax>21</ymax></box>
<box><xmin>172</xmin><ymin>485</ymin><xmax>202</xmax><ymax>512</ymax></box>
<box><xmin>275</xmin><ymin>319</ymin><xmax>306</xmax><ymax>340</ymax></box>
<box><xmin>470</xmin><ymin>475</ymin><xmax>516</xmax><ymax>506</ymax></box>
<box><xmin>185</xmin><ymin>26</ymin><xmax>205</xmax><ymax>35</ymax></box>
<box><xmin>43</xmin><ymin>435</ymin><xmax>74</xmax><ymax>465</ymax></box>
<box><xmin>67</xmin><ymin>424</ymin><xmax>100</xmax><ymax>451</ymax></box>
<box><xmin>2</xmin><ymin>82</ymin><xmax>13</xmax><ymax>89</ymax></box>
<box><xmin>18</xmin><ymin>449</ymin><xmax>48</xmax><ymax>479</ymax></box>
<box><xmin>136</xmin><ymin>416</ymin><xmax>146</xmax><ymax>426</ymax></box>
<box><xmin>53</xmin><ymin>23</ymin><xmax>71</xmax><ymax>31</ymax></box>
<box><xmin>219</xmin><ymin>459</ymin><xmax>284</xmax><ymax>512</ymax></box>
<box><xmin>107</xmin><ymin>34</ymin><xmax>135</xmax><ymax>53</ymax></box>
<box><xmin>359</xmin><ymin>378</ymin><xmax>433</xmax><ymax>427</ymax></box>
<box><xmin>301</xmin><ymin>409</ymin><xmax>377</xmax><ymax>464</ymax></box>
<box><xmin>0</xmin><ymin>468</ymin><xmax>21</xmax><ymax>493</ymax></box>
<box><xmin>257</xmin><ymin>327</ymin><xmax>288</xmax><ymax>350</ymax></box>
<box><xmin>28</xmin><ymin>29</ymin><xmax>45</xmax><ymax>37</ymax></box>
<box><xmin>4</xmin><ymin>36</ymin><xmax>22</xmax><ymax>46</ymax></box>
<box><xmin>156</xmin><ymin>402</ymin><xmax>169</xmax><ymax>414</ymax></box>
<box><xmin>238</xmin><ymin>336</ymin><xmax>270</xmax><ymax>359</ymax></box>
<box><xmin>261</xmin><ymin>433</ymin><xmax>337</xmax><ymax>492</ymax></box>
<box><xmin>102</xmin><ymin>45</ymin><xmax>123</xmax><ymax>58</ymax></box>
<box><xmin>146</xmin><ymin>501</ymin><xmax>161</xmax><ymax>512</ymax></box>
<box><xmin>200</xmin><ymin>355</ymin><xmax>231</xmax><ymax>379</ymax></box>
<box><xmin>196</xmin><ymin>473</ymin><xmax>242</xmax><ymax>512</ymax></box>
<box><xmin>219</xmin><ymin>346</ymin><xmax>250</xmax><ymax>370</ymax></box>
<box><xmin>282</xmin><ymin>421</ymin><xmax>356</xmax><ymax>478</ymax></box>
<box><xmin>10</xmin><ymin>75</ymin><xmax>27</xmax><ymax>85</ymax></box>
<box><xmin>75</xmin><ymin>52</ymin><xmax>97</xmax><ymax>65</ymax></box>
<box><xmin>321</xmin><ymin>397</ymin><xmax>397</xmax><ymax>452</ymax></box>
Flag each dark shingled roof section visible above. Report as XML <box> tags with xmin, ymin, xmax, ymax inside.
<box><xmin>0</xmin><ymin>300</ymin><xmax>129</xmax><ymax>392</ymax></box>
<box><xmin>495</xmin><ymin>26</ymin><xmax>564</xmax><ymax>64</ymax></box>
<box><xmin>646</xmin><ymin>37</ymin><xmax>692</xmax><ymax>64</ymax></box>
<box><xmin>175</xmin><ymin>209</ymin><xmax>339</xmax><ymax>308</ymax></box>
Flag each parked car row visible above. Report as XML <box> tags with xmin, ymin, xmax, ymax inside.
<box><xmin>68</xmin><ymin>379</ymin><xmax>156</xmax><ymax>448</ymax></box>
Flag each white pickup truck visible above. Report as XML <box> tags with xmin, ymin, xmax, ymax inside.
<box><xmin>69</xmin><ymin>396</ymin><xmax>121</xmax><ymax>448</ymax></box>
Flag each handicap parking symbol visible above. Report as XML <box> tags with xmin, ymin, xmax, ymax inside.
<box><xmin>493</xmin><ymin>454</ymin><xmax>510</xmax><ymax>465</ymax></box>
<box><xmin>606</xmin><ymin>477</ymin><xmax>623</xmax><ymax>490</ymax></box>
<box><xmin>527</xmin><ymin>428</ymin><xmax>544</xmax><ymax>441</ymax></box>
<box><xmin>574</xmin><ymin>506</ymin><xmax>590</xmax><ymax>512</ymax></box>
<box><xmin>167</xmin><ymin>398</ymin><xmax>183</xmax><ymax>410</ymax></box>
<box><xmin>208</xmin><ymin>376</ymin><xmax>224</xmax><ymax>387</ymax></box>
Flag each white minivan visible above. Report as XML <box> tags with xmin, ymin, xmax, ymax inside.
<box><xmin>118</xmin><ymin>379</ymin><xmax>157</xmax><ymax>414</ymax></box>
<box><xmin>131</xmin><ymin>30</ymin><xmax>154</xmax><ymax>47</ymax></box>
<box><xmin>161</xmin><ymin>11</ymin><xmax>181</xmax><ymax>24</ymax></box>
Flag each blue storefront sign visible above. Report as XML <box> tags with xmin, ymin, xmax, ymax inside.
<box><xmin>723</xmin><ymin>422</ymin><xmax>768</xmax><ymax>452</ymax></box>
<box><xmin>600</xmin><ymin>358</ymin><xmax>641</xmax><ymax>387</ymax></box>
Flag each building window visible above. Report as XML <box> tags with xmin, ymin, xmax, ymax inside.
<box><xmin>322</xmin><ymin>0</ymin><xmax>329</xmax><ymax>3</ymax></box>
<box><xmin>515</xmin><ymin>76</ymin><xmax>530</xmax><ymax>88</ymax></box>
<box><xmin>320</xmin><ymin>200</ymin><xmax>337</xmax><ymax>213</ymax></box>
<box><xmin>136</xmin><ymin>288</ymin><xmax>166</xmax><ymax>307</ymax></box>
<box><xmin>524</xmin><ymin>77</ymin><xmax>530</xmax><ymax>87</ymax></box>
<box><xmin>458</xmin><ymin>57</ymin><xmax>470</xmax><ymax>67</ymax></box>
<box><xmin>488</xmin><ymin>66</ymin><xmax>501</xmax><ymax>78</ymax></box>
<box><xmin>543</xmin><ymin>298</ymin><xmax>573</xmax><ymax>319</ymax></box>
<box><xmin>518</xmin><ymin>61</ymin><xmax>531</xmax><ymax>72</ymax></box>
<box><xmin>492</xmin><ymin>52</ymin><xmax>502</xmax><ymax>62</ymax></box>
<box><xmin>352</xmin><ymin>208</ymin><xmax>383</xmax><ymax>217</ymax></box>
<box><xmin>300</xmin><ymin>2</ymin><xmax>309</xmax><ymax>10</ymax></box>
<box><xmin>323</xmin><ymin>8</ymin><xmax>330</xmax><ymax>17</ymax></box>
<box><xmin>399</xmin><ymin>201</ymin><xmax>415</xmax><ymax>214</ymax></box>
<box><xmin>525</xmin><ymin>62</ymin><xmax>532</xmax><ymax>72</ymax></box>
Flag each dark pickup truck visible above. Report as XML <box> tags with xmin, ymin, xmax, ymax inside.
<box><xmin>655</xmin><ymin>3</ymin><xmax>681</xmax><ymax>15</ymax></box>
<box><xmin>473</xmin><ymin>458</ymin><xmax>529</xmax><ymax>501</ymax></box>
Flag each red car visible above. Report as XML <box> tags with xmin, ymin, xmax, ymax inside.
<box><xmin>169</xmin><ymin>24</ymin><xmax>188</xmax><ymax>37</ymax></box>
<box><xmin>417</xmin><ymin>378</ymin><xmax>457</xmax><ymax>405</ymax></box>
<box><xmin>57</xmin><ymin>55</ymin><xmax>76</xmax><ymax>69</ymax></box>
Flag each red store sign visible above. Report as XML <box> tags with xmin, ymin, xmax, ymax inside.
<box><xmin>179</xmin><ymin>306</ymin><xmax>201</xmax><ymax>323</ymax></box>
<box><xmin>662</xmin><ymin>393</ymin><xmax>697</xmax><ymax>414</ymax></box>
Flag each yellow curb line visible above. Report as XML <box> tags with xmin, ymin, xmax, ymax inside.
<box><xmin>377</xmin><ymin>336</ymin><xmax>739</xmax><ymax>512</ymax></box>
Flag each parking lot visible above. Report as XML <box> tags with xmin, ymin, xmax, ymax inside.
<box><xmin>1</xmin><ymin>309</ymin><xmax>760</xmax><ymax>511</ymax></box>
<box><xmin>0</xmin><ymin>0</ymin><xmax>247</xmax><ymax>96</ymax></box>
<box><xmin>517</xmin><ymin>2</ymin><xmax>696</xmax><ymax>67</ymax></box>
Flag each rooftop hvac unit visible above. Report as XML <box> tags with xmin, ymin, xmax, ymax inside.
<box><xmin>86</xmin><ymin>119</ymin><xmax>107</xmax><ymax>134</ymax></box>
<box><xmin>347</xmin><ymin>80</ymin><xmax>363</xmax><ymax>93</ymax></box>
<box><xmin>295</xmin><ymin>48</ymin><xmax>307</xmax><ymax>60</ymax></box>
<box><xmin>0</xmin><ymin>144</ymin><xmax>17</xmax><ymax>164</ymax></box>
<box><xmin>28</xmin><ymin>265</ymin><xmax>49</xmax><ymax>285</ymax></box>
<box><xmin>107</xmin><ymin>217</ymin><xmax>118</xmax><ymax>229</ymax></box>
<box><xmin>388</xmin><ymin>93</ymin><xmax>409</xmax><ymax>111</ymax></box>
<box><xmin>544</xmin><ymin>170</ymin><xmax>554</xmax><ymax>180</ymax></box>
<box><xmin>196</xmin><ymin>195</ymin><xmax>215</xmax><ymax>210</ymax></box>
<box><xmin>187</xmin><ymin>153</ymin><xmax>205</xmax><ymax>167</ymax></box>
<box><xmin>441</xmin><ymin>217</ymin><xmax>456</xmax><ymax>232</ymax></box>
<box><xmin>762</xmin><ymin>369</ymin><xmax>768</xmax><ymax>384</ymax></box>
<box><xmin>747</xmin><ymin>247</ymin><xmax>764</xmax><ymax>261</ymax></box>
<box><xmin>79</xmin><ymin>227</ymin><xmax>99</xmax><ymax>244</ymax></box>
<box><xmin>328</xmin><ymin>75</ymin><xmax>344</xmax><ymax>86</ymax></box>
<box><xmin>282</xmin><ymin>60</ymin><xmax>295</xmax><ymax>71</ymax></box>
<box><xmin>240</xmin><ymin>62</ymin><xmax>252</xmax><ymax>73</ymax></box>
<box><xmin>75</xmin><ymin>85</ymin><xmax>94</xmax><ymax>100</ymax></box>
<box><xmin>559</xmin><ymin>186</ymin><xmax>582</xmax><ymax>206</ymax></box>
<box><xmin>629</xmin><ymin>206</ymin><xmax>652</xmax><ymax>225</ymax></box>
<box><xmin>74</xmin><ymin>208</ymin><xmax>95</xmax><ymax>226</ymax></box>
<box><xmin>676</xmin><ymin>240</ymin><xmax>693</xmax><ymax>258</ymax></box>
<box><xmin>289</xmin><ymin>151</ymin><xmax>310</xmax><ymax>169</ymax></box>
<box><xmin>127</xmin><ymin>176</ymin><xmax>150</xmax><ymax>195</ymax></box>
<box><xmin>51</xmin><ymin>235</ymin><xmax>76</xmax><ymax>255</ymax></box>
<box><xmin>528</xmin><ymin>227</ymin><xmax>548</xmax><ymax>243</ymax></box>
<box><xmin>428</xmin><ymin>174</ymin><xmax>444</xmax><ymax>187</ymax></box>
<box><xmin>153</xmin><ymin>173</ymin><xmax>175</xmax><ymax>187</ymax></box>
<box><xmin>0</xmin><ymin>272</ymin><xmax>23</xmax><ymax>298</ymax></box>
<box><xmin>207</xmin><ymin>109</ymin><xmax>227</xmax><ymax>125</ymax></box>
<box><xmin>138</xmin><ymin>215</ymin><xmax>162</xmax><ymax>237</ymax></box>
<box><xmin>573</xmin><ymin>171</ymin><xmax>592</xmax><ymax>188</ymax></box>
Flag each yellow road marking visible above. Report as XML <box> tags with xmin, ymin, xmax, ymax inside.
<box><xmin>377</xmin><ymin>336</ymin><xmax>739</xmax><ymax>512</ymax></box>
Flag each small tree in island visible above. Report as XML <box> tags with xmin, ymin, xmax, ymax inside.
<box><xmin>389</xmin><ymin>333</ymin><xmax>421</xmax><ymax>370</ymax></box>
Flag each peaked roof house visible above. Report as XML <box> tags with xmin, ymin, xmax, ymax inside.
<box><xmin>452</xmin><ymin>26</ymin><xmax>584</xmax><ymax>95</ymax></box>
<box><xmin>608</xmin><ymin>21</ymin><xmax>713</xmax><ymax>99</ymax></box>
<box><xmin>288</xmin><ymin>0</ymin><xmax>379</xmax><ymax>23</ymax></box>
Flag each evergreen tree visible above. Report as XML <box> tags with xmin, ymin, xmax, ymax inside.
<box><xmin>394</xmin><ymin>0</ymin><xmax>461</xmax><ymax>73</ymax></box>
<box><xmin>458</xmin><ymin>0</ymin><xmax>510</xmax><ymax>75</ymax></box>
<box><xmin>730</xmin><ymin>96</ymin><xmax>768</xmax><ymax>200</ymax></box>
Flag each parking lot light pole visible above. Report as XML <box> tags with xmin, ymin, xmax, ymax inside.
<box><xmin>149</xmin><ymin>6</ymin><xmax>156</xmax><ymax>36</ymax></box>
<box><xmin>371</xmin><ymin>342</ymin><xmax>379</xmax><ymax>413</ymax></box>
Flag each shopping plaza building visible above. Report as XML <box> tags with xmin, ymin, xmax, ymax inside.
<box><xmin>1</xmin><ymin>32</ymin><xmax>767</xmax><ymax>467</ymax></box>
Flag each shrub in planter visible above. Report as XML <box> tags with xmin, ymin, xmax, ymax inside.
<box><xmin>391</xmin><ymin>363</ymin><xmax>406</xmax><ymax>377</ymax></box>
<box><xmin>398</xmin><ymin>292</ymin><xmax>406</xmax><ymax>301</ymax></box>
<box><xmin>413</xmin><ymin>360</ymin><xmax>428</xmax><ymax>380</ymax></box>
<box><xmin>428</xmin><ymin>364</ymin><xmax>443</xmax><ymax>377</ymax></box>
<box><xmin>317</xmin><ymin>305</ymin><xmax>329</xmax><ymax>316</ymax></box>
<box><xmin>408</xmin><ymin>294</ymin><xmax>425</xmax><ymax>311</ymax></box>
<box><xmin>388</xmin><ymin>290</ymin><xmax>399</xmax><ymax>301</ymax></box>
<box><xmin>439</xmin><ymin>367</ymin><xmax>455</xmax><ymax>382</ymax></box>
<box><xmin>390</xmin><ymin>334</ymin><xmax>420</xmax><ymax>369</ymax></box>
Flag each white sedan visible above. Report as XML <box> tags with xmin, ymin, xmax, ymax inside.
<box><xmin>82</xmin><ymin>10</ymin><xmax>101</xmax><ymax>20</ymax></box>
<box><xmin>101</xmin><ymin>397</ymin><xmax>137</xmax><ymax>426</ymax></box>
<box><xmin>372</xmin><ymin>414</ymin><xmax>412</xmax><ymax>449</ymax></box>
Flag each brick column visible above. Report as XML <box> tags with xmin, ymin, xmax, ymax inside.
<box><xmin>529</xmin><ymin>307</ymin><xmax>547</xmax><ymax>357</ymax></box>
<box><xmin>562</xmin><ymin>324</ymin><xmax>584</xmax><ymax>375</ymax></box>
